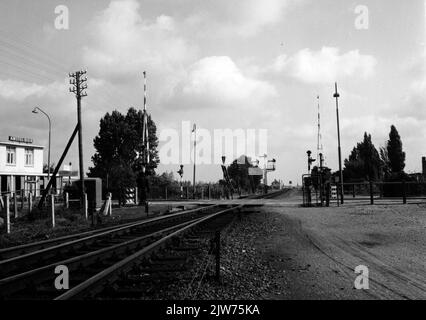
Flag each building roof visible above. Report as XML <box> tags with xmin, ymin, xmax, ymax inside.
<box><xmin>0</xmin><ymin>141</ymin><xmax>44</xmax><ymax>149</ymax></box>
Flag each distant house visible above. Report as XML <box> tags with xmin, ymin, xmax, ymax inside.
<box><xmin>0</xmin><ymin>137</ymin><xmax>45</xmax><ymax>196</ymax></box>
<box><xmin>0</xmin><ymin>136</ymin><xmax>73</xmax><ymax>196</ymax></box>
<box><xmin>271</xmin><ymin>179</ymin><xmax>281</xmax><ymax>190</ymax></box>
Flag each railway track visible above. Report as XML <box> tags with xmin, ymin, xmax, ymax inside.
<box><xmin>0</xmin><ymin>204</ymin><xmax>213</xmax><ymax>261</ymax></box>
<box><xmin>0</xmin><ymin>204</ymin><xmax>244</xmax><ymax>300</ymax></box>
<box><xmin>0</xmin><ymin>191</ymin><xmax>284</xmax><ymax>300</ymax></box>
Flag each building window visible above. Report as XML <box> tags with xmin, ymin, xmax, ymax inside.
<box><xmin>6</xmin><ymin>147</ymin><xmax>16</xmax><ymax>165</ymax></box>
<box><xmin>25</xmin><ymin>148</ymin><xmax>34</xmax><ymax>166</ymax></box>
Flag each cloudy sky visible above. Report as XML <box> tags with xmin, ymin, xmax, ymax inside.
<box><xmin>0</xmin><ymin>0</ymin><xmax>425</xmax><ymax>184</ymax></box>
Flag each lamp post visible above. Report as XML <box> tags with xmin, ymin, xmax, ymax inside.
<box><xmin>333</xmin><ymin>82</ymin><xmax>344</xmax><ymax>204</ymax></box>
<box><xmin>32</xmin><ymin>107</ymin><xmax>51</xmax><ymax>183</ymax></box>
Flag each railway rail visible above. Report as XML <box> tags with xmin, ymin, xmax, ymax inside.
<box><xmin>0</xmin><ymin>190</ymin><xmax>285</xmax><ymax>300</ymax></box>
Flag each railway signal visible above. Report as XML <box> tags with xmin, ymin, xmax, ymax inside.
<box><xmin>307</xmin><ymin>150</ymin><xmax>316</xmax><ymax>173</ymax></box>
<box><xmin>177</xmin><ymin>164</ymin><xmax>184</xmax><ymax>198</ymax></box>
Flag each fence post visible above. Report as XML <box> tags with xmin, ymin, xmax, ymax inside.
<box><xmin>369</xmin><ymin>181</ymin><xmax>374</xmax><ymax>205</ymax></box>
<box><xmin>5</xmin><ymin>195</ymin><xmax>10</xmax><ymax>234</ymax></box>
<box><xmin>28</xmin><ymin>192</ymin><xmax>33</xmax><ymax>214</ymax></box>
<box><xmin>51</xmin><ymin>194</ymin><xmax>55</xmax><ymax>228</ymax></box>
<box><xmin>208</xmin><ymin>184</ymin><xmax>211</xmax><ymax>200</ymax></box>
<box><xmin>20</xmin><ymin>189</ymin><xmax>24</xmax><ymax>210</ymax></box>
<box><xmin>83</xmin><ymin>193</ymin><xmax>88</xmax><ymax>220</ymax></box>
<box><xmin>165</xmin><ymin>187</ymin><xmax>168</xmax><ymax>200</ymax></box>
<box><xmin>402</xmin><ymin>181</ymin><xmax>407</xmax><ymax>204</ymax></box>
<box><xmin>14</xmin><ymin>192</ymin><xmax>18</xmax><ymax>219</ymax></box>
<box><xmin>64</xmin><ymin>192</ymin><xmax>69</xmax><ymax>209</ymax></box>
<box><xmin>108</xmin><ymin>192</ymin><xmax>112</xmax><ymax>216</ymax></box>
<box><xmin>134</xmin><ymin>187</ymin><xmax>138</xmax><ymax>205</ymax></box>
<box><xmin>186</xmin><ymin>187</ymin><xmax>189</xmax><ymax>200</ymax></box>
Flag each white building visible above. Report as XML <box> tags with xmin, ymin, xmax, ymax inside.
<box><xmin>0</xmin><ymin>136</ymin><xmax>46</xmax><ymax>196</ymax></box>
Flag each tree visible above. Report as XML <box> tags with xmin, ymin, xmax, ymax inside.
<box><xmin>386</xmin><ymin>125</ymin><xmax>405</xmax><ymax>173</ymax></box>
<box><xmin>343</xmin><ymin>132</ymin><xmax>381</xmax><ymax>181</ymax></box>
<box><xmin>379</xmin><ymin>147</ymin><xmax>391</xmax><ymax>178</ymax></box>
<box><xmin>88</xmin><ymin>108</ymin><xmax>160</xmax><ymax>202</ymax></box>
<box><xmin>358</xmin><ymin>132</ymin><xmax>381</xmax><ymax>180</ymax></box>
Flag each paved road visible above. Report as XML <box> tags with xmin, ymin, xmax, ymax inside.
<box><xmin>256</xmin><ymin>191</ymin><xmax>426</xmax><ymax>300</ymax></box>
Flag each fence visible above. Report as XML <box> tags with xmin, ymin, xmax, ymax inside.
<box><xmin>147</xmin><ymin>185</ymin><xmax>228</xmax><ymax>201</ymax></box>
<box><xmin>0</xmin><ymin>191</ymin><xmax>67</xmax><ymax>234</ymax></box>
<box><xmin>341</xmin><ymin>181</ymin><xmax>426</xmax><ymax>204</ymax></box>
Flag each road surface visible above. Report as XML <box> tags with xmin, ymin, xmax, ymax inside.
<box><xmin>257</xmin><ymin>190</ymin><xmax>426</xmax><ymax>299</ymax></box>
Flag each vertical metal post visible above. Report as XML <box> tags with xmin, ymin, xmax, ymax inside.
<box><xmin>51</xmin><ymin>194</ymin><xmax>55</xmax><ymax>228</ymax></box>
<box><xmin>14</xmin><ymin>193</ymin><xmax>18</xmax><ymax>218</ymax></box>
<box><xmin>334</xmin><ymin>82</ymin><xmax>344</xmax><ymax>204</ymax></box>
<box><xmin>6</xmin><ymin>195</ymin><xmax>10</xmax><ymax>234</ymax></box>
<box><xmin>29</xmin><ymin>192</ymin><xmax>33</xmax><ymax>214</ymax></box>
<box><xmin>65</xmin><ymin>192</ymin><xmax>69</xmax><ymax>209</ymax></box>
<box><xmin>108</xmin><ymin>192</ymin><xmax>113</xmax><ymax>216</ymax></box>
<box><xmin>369</xmin><ymin>180</ymin><xmax>374</xmax><ymax>205</ymax></box>
<box><xmin>83</xmin><ymin>192</ymin><xmax>88</xmax><ymax>220</ymax></box>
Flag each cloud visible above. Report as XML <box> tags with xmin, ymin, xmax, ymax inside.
<box><xmin>83</xmin><ymin>0</ymin><xmax>197</xmax><ymax>82</ymax></box>
<box><xmin>272</xmin><ymin>47</ymin><xmax>377</xmax><ymax>84</ymax></box>
<box><xmin>180</xmin><ymin>56</ymin><xmax>277</xmax><ymax>107</ymax></box>
<box><xmin>0</xmin><ymin>78</ymin><xmax>65</xmax><ymax>102</ymax></box>
<box><xmin>185</xmin><ymin>0</ymin><xmax>298</xmax><ymax>38</ymax></box>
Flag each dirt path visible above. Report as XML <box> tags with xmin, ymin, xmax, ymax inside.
<box><xmin>257</xmin><ymin>203</ymin><xmax>426</xmax><ymax>300</ymax></box>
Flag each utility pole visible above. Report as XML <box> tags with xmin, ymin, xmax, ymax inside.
<box><xmin>192</xmin><ymin>123</ymin><xmax>197</xmax><ymax>199</ymax></box>
<box><xmin>333</xmin><ymin>82</ymin><xmax>344</xmax><ymax>204</ymax></box>
<box><xmin>69</xmin><ymin>70</ymin><xmax>87</xmax><ymax>205</ymax></box>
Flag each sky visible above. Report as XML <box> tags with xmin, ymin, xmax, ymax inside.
<box><xmin>0</xmin><ymin>0</ymin><xmax>425</xmax><ymax>184</ymax></box>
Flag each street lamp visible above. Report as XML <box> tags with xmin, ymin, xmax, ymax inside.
<box><xmin>333</xmin><ymin>82</ymin><xmax>344</xmax><ymax>204</ymax></box>
<box><xmin>32</xmin><ymin>107</ymin><xmax>51</xmax><ymax>183</ymax></box>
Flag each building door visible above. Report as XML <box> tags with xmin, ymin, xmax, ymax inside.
<box><xmin>16</xmin><ymin>175</ymin><xmax>22</xmax><ymax>192</ymax></box>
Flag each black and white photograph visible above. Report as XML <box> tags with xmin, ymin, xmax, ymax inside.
<box><xmin>0</xmin><ymin>0</ymin><xmax>425</xmax><ymax>313</ymax></box>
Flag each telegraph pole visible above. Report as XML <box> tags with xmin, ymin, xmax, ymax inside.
<box><xmin>69</xmin><ymin>70</ymin><xmax>87</xmax><ymax>204</ymax></box>
<box><xmin>333</xmin><ymin>82</ymin><xmax>344</xmax><ymax>204</ymax></box>
<box><xmin>192</xmin><ymin>123</ymin><xmax>197</xmax><ymax>199</ymax></box>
